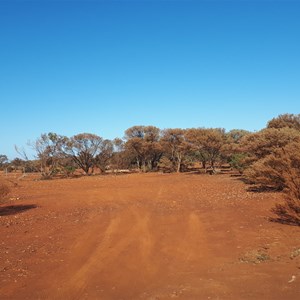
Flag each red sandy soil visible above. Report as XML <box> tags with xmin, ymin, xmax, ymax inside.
<box><xmin>0</xmin><ymin>173</ymin><xmax>300</xmax><ymax>299</ymax></box>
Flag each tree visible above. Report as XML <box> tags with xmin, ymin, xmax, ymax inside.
<box><xmin>161</xmin><ymin>129</ymin><xmax>189</xmax><ymax>172</ymax></box>
<box><xmin>94</xmin><ymin>139</ymin><xmax>114</xmax><ymax>172</ymax></box>
<box><xmin>110</xmin><ymin>138</ymin><xmax>130</xmax><ymax>172</ymax></box>
<box><xmin>124</xmin><ymin>126</ymin><xmax>163</xmax><ymax>172</ymax></box>
<box><xmin>186</xmin><ymin>128</ymin><xmax>226</xmax><ymax>170</ymax></box>
<box><xmin>10</xmin><ymin>157</ymin><xmax>25</xmax><ymax>170</ymax></box>
<box><xmin>223</xmin><ymin>129</ymin><xmax>252</xmax><ymax>173</ymax></box>
<box><xmin>31</xmin><ymin>132</ymin><xmax>67</xmax><ymax>179</ymax></box>
<box><xmin>226</xmin><ymin>129</ymin><xmax>251</xmax><ymax>144</ymax></box>
<box><xmin>267</xmin><ymin>113</ymin><xmax>300</xmax><ymax>130</ymax></box>
<box><xmin>57</xmin><ymin>156</ymin><xmax>77</xmax><ymax>177</ymax></box>
<box><xmin>240</xmin><ymin>116</ymin><xmax>300</xmax><ymax>224</ymax></box>
<box><xmin>241</xmin><ymin>127</ymin><xmax>300</xmax><ymax>163</ymax></box>
<box><xmin>0</xmin><ymin>154</ymin><xmax>8</xmax><ymax>170</ymax></box>
<box><xmin>65</xmin><ymin>133</ymin><xmax>104</xmax><ymax>175</ymax></box>
<box><xmin>246</xmin><ymin>141</ymin><xmax>300</xmax><ymax>225</ymax></box>
<box><xmin>242</xmin><ymin>125</ymin><xmax>300</xmax><ymax>184</ymax></box>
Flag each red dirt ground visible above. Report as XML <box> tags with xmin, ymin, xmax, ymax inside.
<box><xmin>0</xmin><ymin>173</ymin><xmax>300</xmax><ymax>299</ymax></box>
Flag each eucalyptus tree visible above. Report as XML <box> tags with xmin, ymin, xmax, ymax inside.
<box><xmin>94</xmin><ymin>139</ymin><xmax>114</xmax><ymax>172</ymax></box>
<box><xmin>65</xmin><ymin>133</ymin><xmax>104</xmax><ymax>175</ymax></box>
<box><xmin>110</xmin><ymin>138</ymin><xmax>129</xmax><ymax>172</ymax></box>
<box><xmin>0</xmin><ymin>154</ymin><xmax>8</xmax><ymax>170</ymax></box>
<box><xmin>124</xmin><ymin>126</ymin><xmax>163</xmax><ymax>172</ymax></box>
<box><xmin>161</xmin><ymin>128</ymin><xmax>189</xmax><ymax>172</ymax></box>
<box><xmin>223</xmin><ymin>129</ymin><xmax>252</xmax><ymax>173</ymax></box>
<box><xmin>186</xmin><ymin>128</ymin><xmax>226</xmax><ymax>170</ymax></box>
<box><xmin>31</xmin><ymin>132</ymin><xmax>67</xmax><ymax>178</ymax></box>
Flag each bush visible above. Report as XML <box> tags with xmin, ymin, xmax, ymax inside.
<box><xmin>158</xmin><ymin>156</ymin><xmax>174</xmax><ymax>173</ymax></box>
<box><xmin>272</xmin><ymin>142</ymin><xmax>300</xmax><ymax>225</ymax></box>
<box><xmin>245</xmin><ymin>141</ymin><xmax>300</xmax><ymax>190</ymax></box>
<box><xmin>271</xmin><ymin>196</ymin><xmax>300</xmax><ymax>226</ymax></box>
<box><xmin>228</xmin><ymin>153</ymin><xmax>248</xmax><ymax>174</ymax></box>
<box><xmin>0</xmin><ymin>181</ymin><xmax>10</xmax><ymax>201</ymax></box>
<box><xmin>245</xmin><ymin>141</ymin><xmax>300</xmax><ymax>225</ymax></box>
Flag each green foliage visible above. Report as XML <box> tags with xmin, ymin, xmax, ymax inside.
<box><xmin>228</xmin><ymin>153</ymin><xmax>248</xmax><ymax>173</ymax></box>
<box><xmin>63</xmin><ymin>165</ymin><xmax>76</xmax><ymax>176</ymax></box>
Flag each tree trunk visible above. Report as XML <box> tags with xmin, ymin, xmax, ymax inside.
<box><xmin>142</xmin><ymin>161</ymin><xmax>147</xmax><ymax>173</ymax></box>
<box><xmin>176</xmin><ymin>155</ymin><xmax>182</xmax><ymax>173</ymax></box>
<box><xmin>136</xmin><ymin>158</ymin><xmax>141</xmax><ymax>171</ymax></box>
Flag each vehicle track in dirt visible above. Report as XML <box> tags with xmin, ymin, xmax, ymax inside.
<box><xmin>0</xmin><ymin>173</ymin><xmax>300</xmax><ymax>299</ymax></box>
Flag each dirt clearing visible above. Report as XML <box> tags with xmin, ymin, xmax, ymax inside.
<box><xmin>0</xmin><ymin>173</ymin><xmax>300</xmax><ymax>299</ymax></box>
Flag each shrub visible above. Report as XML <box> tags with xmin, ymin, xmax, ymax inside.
<box><xmin>0</xmin><ymin>181</ymin><xmax>10</xmax><ymax>201</ymax></box>
<box><xmin>271</xmin><ymin>196</ymin><xmax>300</xmax><ymax>226</ymax></box>
<box><xmin>245</xmin><ymin>141</ymin><xmax>300</xmax><ymax>190</ymax></box>
<box><xmin>245</xmin><ymin>141</ymin><xmax>300</xmax><ymax>225</ymax></box>
<box><xmin>158</xmin><ymin>156</ymin><xmax>174</xmax><ymax>173</ymax></box>
<box><xmin>228</xmin><ymin>153</ymin><xmax>248</xmax><ymax>174</ymax></box>
<box><xmin>272</xmin><ymin>142</ymin><xmax>300</xmax><ymax>225</ymax></box>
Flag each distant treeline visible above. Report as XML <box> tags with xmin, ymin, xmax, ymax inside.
<box><xmin>1</xmin><ymin>113</ymin><xmax>300</xmax><ymax>224</ymax></box>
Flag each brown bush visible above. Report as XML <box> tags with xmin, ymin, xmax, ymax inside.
<box><xmin>245</xmin><ymin>141</ymin><xmax>300</xmax><ymax>225</ymax></box>
<box><xmin>267</xmin><ymin>113</ymin><xmax>300</xmax><ymax>130</ymax></box>
<box><xmin>271</xmin><ymin>197</ymin><xmax>300</xmax><ymax>226</ymax></box>
<box><xmin>245</xmin><ymin>141</ymin><xmax>300</xmax><ymax>190</ymax></box>
<box><xmin>273</xmin><ymin>142</ymin><xmax>300</xmax><ymax>225</ymax></box>
<box><xmin>241</xmin><ymin>127</ymin><xmax>300</xmax><ymax>162</ymax></box>
<box><xmin>0</xmin><ymin>181</ymin><xmax>10</xmax><ymax>201</ymax></box>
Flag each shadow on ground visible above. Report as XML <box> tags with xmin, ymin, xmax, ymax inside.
<box><xmin>269</xmin><ymin>204</ymin><xmax>300</xmax><ymax>226</ymax></box>
<box><xmin>247</xmin><ymin>186</ymin><xmax>280</xmax><ymax>193</ymax></box>
<box><xmin>0</xmin><ymin>204</ymin><xmax>38</xmax><ymax>216</ymax></box>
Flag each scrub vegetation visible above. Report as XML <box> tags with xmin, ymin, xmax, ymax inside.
<box><xmin>2</xmin><ymin>113</ymin><xmax>300</xmax><ymax>223</ymax></box>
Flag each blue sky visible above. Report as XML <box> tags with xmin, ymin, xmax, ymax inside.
<box><xmin>1</xmin><ymin>0</ymin><xmax>299</xmax><ymax>159</ymax></box>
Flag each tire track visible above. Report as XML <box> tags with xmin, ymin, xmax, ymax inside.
<box><xmin>56</xmin><ymin>207</ymin><xmax>154</xmax><ymax>299</ymax></box>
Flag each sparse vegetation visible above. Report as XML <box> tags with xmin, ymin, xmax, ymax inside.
<box><xmin>239</xmin><ymin>249</ymin><xmax>271</xmax><ymax>264</ymax></box>
<box><xmin>3</xmin><ymin>113</ymin><xmax>300</xmax><ymax>224</ymax></box>
<box><xmin>0</xmin><ymin>180</ymin><xmax>10</xmax><ymax>202</ymax></box>
<box><xmin>241</xmin><ymin>115</ymin><xmax>300</xmax><ymax>224</ymax></box>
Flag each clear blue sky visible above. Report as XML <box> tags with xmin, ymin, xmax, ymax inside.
<box><xmin>1</xmin><ymin>0</ymin><xmax>299</xmax><ymax>159</ymax></box>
